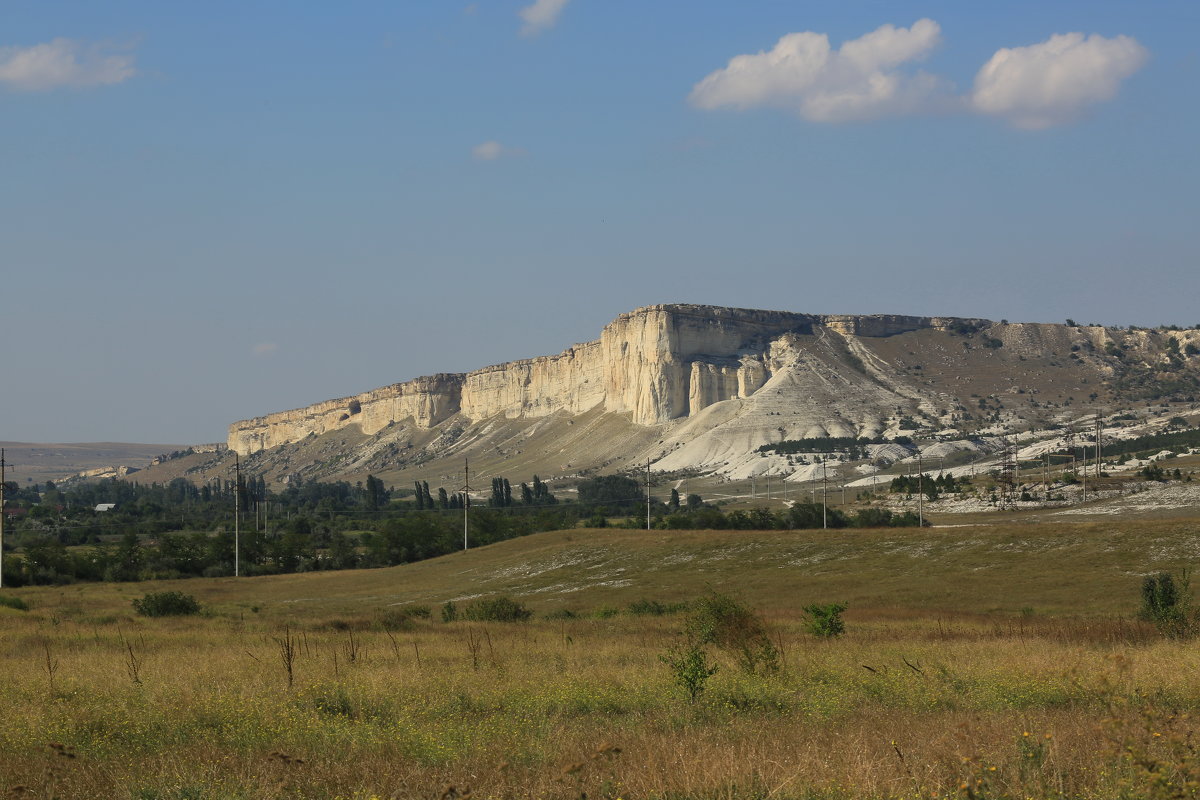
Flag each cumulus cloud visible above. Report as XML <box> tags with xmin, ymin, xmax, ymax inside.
<box><xmin>689</xmin><ymin>19</ymin><xmax>947</xmax><ymax>123</ymax></box>
<box><xmin>0</xmin><ymin>38</ymin><xmax>135</xmax><ymax>91</ymax></box>
<box><xmin>471</xmin><ymin>140</ymin><xmax>524</xmax><ymax>160</ymax></box>
<box><xmin>691</xmin><ymin>22</ymin><xmax>1147</xmax><ymax>129</ymax></box>
<box><xmin>970</xmin><ymin>32</ymin><xmax>1148</xmax><ymax>129</ymax></box>
<box><xmin>519</xmin><ymin>0</ymin><xmax>570</xmax><ymax>37</ymax></box>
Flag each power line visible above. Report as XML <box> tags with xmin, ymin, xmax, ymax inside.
<box><xmin>234</xmin><ymin>452</ymin><xmax>241</xmax><ymax>578</ymax></box>
<box><xmin>461</xmin><ymin>457</ymin><xmax>470</xmax><ymax>551</ymax></box>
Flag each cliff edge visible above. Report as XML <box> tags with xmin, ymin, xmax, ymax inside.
<box><xmin>228</xmin><ymin>305</ymin><xmax>991</xmax><ymax>455</ymax></box>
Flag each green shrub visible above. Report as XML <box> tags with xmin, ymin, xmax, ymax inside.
<box><xmin>803</xmin><ymin>602</ymin><xmax>847</xmax><ymax>638</ymax></box>
<box><xmin>463</xmin><ymin>595</ymin><xmax>532</xmax><ymax>623</ymax></box>
<box><xmin>627</xmin><ymin>598</ymin><xmax>688</xmax><ymax>616</ymax></box>
<box><xmin>660</xmin><ymin>640</ymin><xmax>718</xmax><ymax>702</ymax></box>
<box><xmin>132</xmin><ymin>591</ymin><xmax>201</xmax><ymax>617</ymax></box>
<box><xmin>687</xmin><ymin>592</ymin><xmax>779</xmax><ymax>675</ymax></box>
<box><xmin>326</xmin><ymin>617</ymin><xmax>372</xmax><ymax>631</ymax></box>
<box><xmin>1139</xmin><ymin>570</ymin><xmax>1196</xmax><ymax>639</ymax></box>
<box><xmin>378</xmin><ymin>605</ymin><xmax>431</xmax><ymax>630</ymax></box>
<box><xmin>0</xmin><ymin>595</ymin><xmax>29</xmax><ymax>611</ymax></box>
<box><xmin>440</xmin><ymin>601</ymin><xmax>459</xmax><ymax>623</ymax></box>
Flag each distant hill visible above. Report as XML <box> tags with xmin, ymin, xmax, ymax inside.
<box><xmin>0</xmin><ymin>441</ymin><xmax>189</xmax><ymax>486</ymax></box>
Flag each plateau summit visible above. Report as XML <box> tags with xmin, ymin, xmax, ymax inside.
<box><xmin>214</xmin><ymin>305</ymin><xmax>1200</xmax><ymax>487</ymax></box>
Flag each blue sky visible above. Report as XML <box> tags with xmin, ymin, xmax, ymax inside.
<box><xmin>1</xmin><ymin>1</ymin><xmax>1196</xmax><ymax>443</ymax></box>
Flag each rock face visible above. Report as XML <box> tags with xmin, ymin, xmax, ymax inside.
<box><xmin>228</xmin><ymin>305</ymin><xmax>990</xmax><ymax>455</ymax></box>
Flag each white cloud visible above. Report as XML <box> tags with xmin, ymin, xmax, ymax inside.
<box><xmin>471</xmin><ymin>140</ymin><xmax>523</xmax><ymax>160</ymax></box>
<box><xmin>519</xmin><ymin>0</ymin><xmax>570</xmax><ymax>37</ymax></box>
<box><xmin>0</xmin><ymin>38</ymin><xmax>135</xmax><ymax>91</ymax></box>
<box><xmin>252</xmin><ymin>343</ymin><xmax>278</xmax><ymax>357</ymax></box>
<box><xmin>970</xmin><ymin>32</ymin><xmax>1148</xmax><ymax>129</ymax></box>
<box><xmin>689</xmin><ymin>19</ymin><xmax>947</xmax><ymax>123</ymax></box>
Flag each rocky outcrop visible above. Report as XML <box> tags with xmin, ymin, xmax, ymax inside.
<box><xmin>228</xmin><ymin>305</ymin><xmax>994</xmax><ymax>455</ymax></box>
<box><xmin>229</xmin><ymin>374</ymin><xmax>462</xmax><ymax>455</ymax></box>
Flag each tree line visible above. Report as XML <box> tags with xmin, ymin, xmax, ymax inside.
<box><xmin>2</xmin><ymin>470</ymin><xmax>921</xmax><ymax>587</ymax></box>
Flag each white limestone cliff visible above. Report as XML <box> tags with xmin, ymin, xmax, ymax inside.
<box><xmin>227</xmin><ymin>305</ymin><xmax>994</xmax><ymax>455</ymax></box>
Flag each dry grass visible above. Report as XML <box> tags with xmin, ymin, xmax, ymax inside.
<box><xmin>5</xmin><ymin>521</ymin><xmax>1200</xmax><ymax>798</ymax></box>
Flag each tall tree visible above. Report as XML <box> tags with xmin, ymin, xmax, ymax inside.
<box><xmin>112</xmin><ymin>530</ymin><xmax>144</xmax><ymax>582</ymax></box>
<box><xmin>365</xmin><ymin>474</ymin><xmax>386</xmax><ymax>511</ymax></box>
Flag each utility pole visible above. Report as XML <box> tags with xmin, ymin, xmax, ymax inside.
<box><xmin>645</xmin><ymin>458</ymin><xmax>651</xmax><ymax>531</ymax></box>
<box><xmin>233</xmin><ymin>452</ymin><xmax>241</xmax><ymax>578</ymax></box>
<box><xmin>0</xmin><ymin>448</ymin><xmax>6</xmax><ymax>589</ymax></box>
<box><xmin>462</xmin><ymin>457</ymin><xmax>470</xmax><ymax>550</ymax></box>
<box><xmin>1095</xmin><ymin>415</ymin><xmax>1103</xmax><ymax>479</ymax></box>
<box><xmin>1079</xmin><ymin>440</ymin><xmax>1086</xmax><ymax>501</ymax></box>
<box><xmin>917</xmin><ymin>449</ymin><xmax>924</xmax><ymax>528</ymax></box>
<box><xmin>821</xmin><ymin>459</ymin><xmax>828</xmax><ymax>529</ymax></box>
<box><xmin>1043</xmin><ymin>452</ymin><xmax>1049</xmax><ymax>503</ymax></box>
<box><xmin>1065</xmin><ymin>423</ymin><xmax>1076</xmax><ymax>484</ymax></box>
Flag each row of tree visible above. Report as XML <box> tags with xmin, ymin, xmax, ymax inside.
<box><xmin>2</xmin><ymin>467</ymin><xmax>925</xmax><ymax>588</ymax></box>
<box><xmin>888</xmin><ymin>472</ymin><xmax>971</xmax><ymax>500</ymax></box>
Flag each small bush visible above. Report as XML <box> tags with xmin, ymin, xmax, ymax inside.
<box><xmin>378</xmin><ymin>605</ymin><xmax>431</xmax><ymax>630</ymax></box>
<box><xmin>464</xmin><ymin>595</ymin><xmax>532</xmax><ymax>623</ymax></box>
<box><xmin>132</xmin><ymin>591</ymin><xmax>201</xmax><ymax>617</ymax></box>
<box><xmin>1139</xmin><ymin>570</ymin><xmax>1196</xmax><ymax>639</ymax></box>
<box><xmin>326</xmin><ymin>617</ymin><xmax>373</xmax><ymax>631</ymax></box>
<box><xmin>627</xmin><ymin>598</ymin><xmax>688</xmax><ymax>616</ymax></box>
<box><xmin>0</xmin><ymin>595</ymin><xmax>29</xmax><ymax>611</ymax></box>
<box><xmin>803</xmin><ymin>602</ymin><xmax>847</xmax><ymax>638</ymax></box>
<box><xmin>660</xmin><ymin>640</ymin><xmax>718</xmax><ymax>702</ymax></box>
<box><xmin>688</xmin><ymin>592</ymin><xmax>779</xmax><ymax>675</ymax></box>
<box><xmin>441</xmin><ymin>601</ymin><xmax>459</xmax><ymax>623</ymax></box>
<box><xmin>312</xmin><ymin>685</ymin><xmax>356</xmax><ymax>718</ymax></box>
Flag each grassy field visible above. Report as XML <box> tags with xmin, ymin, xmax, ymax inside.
<box><xmin>4</xmin><ymin>520</ymin><xmax>1200</xmax><ymax>799</ymax></box>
